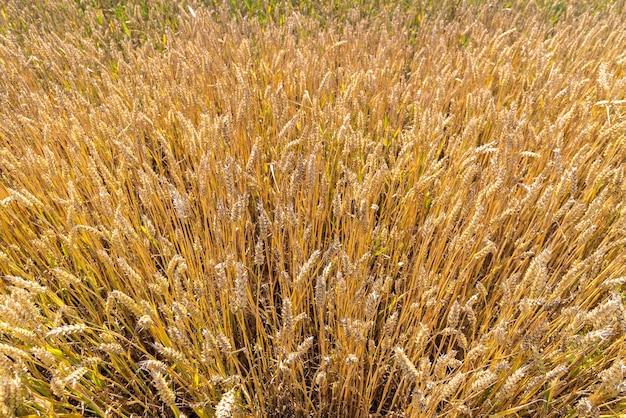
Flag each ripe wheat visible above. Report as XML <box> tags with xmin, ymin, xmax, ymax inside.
<box><xmin>0</xmin><ymin>0</ymin><xmax>625</xmax><ymax>417</ymax></box>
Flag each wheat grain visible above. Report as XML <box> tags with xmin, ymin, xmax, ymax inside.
<box><xmin>216</xmin><ymin>387</ymin><xmax>237</xmax><ymax>418</ymax></box>
<box><xmin>394</xmin><ymin>347</ymin><xmax>419</xmax><ymax>383</ymax></box>
<box><xmin>46</xmin><ymin>324</ymin><xmax>88</xmax><ymax>339</ymax></box>
<box><xmin>441</xmin><ymin>372</ymin><xmax>466</xmax><ymax>400</ymax></box>
<box><xmin>496</xmin><ymin>365</ymin><xmax>528</xmax><ymax>401</ymax></box>
<box><xmin>0</xmin><ymin>373</ymin><xmax>21</xmax><ymax>418</ymax></box>
<box><xmin>151</xmin><ymin>371</ymin><xmax>176</xmax><ymax>407</ymax></box>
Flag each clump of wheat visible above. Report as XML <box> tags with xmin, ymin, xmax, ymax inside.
<box><xmin>0</xmin><ymin>0</ymin><xmax>625</xmax><ymax>416</ymax></box>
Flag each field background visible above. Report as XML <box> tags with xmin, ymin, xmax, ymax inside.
<box><xmin>0</xmin><ymin>0</ymin><xmax>625</xmax><ymax>417</ymax></box>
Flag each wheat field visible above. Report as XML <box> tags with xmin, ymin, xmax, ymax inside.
<box><xmin>0</xmin><ymin>0</ymin><xmax>625</xmax><ymax>417</ymax></box>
